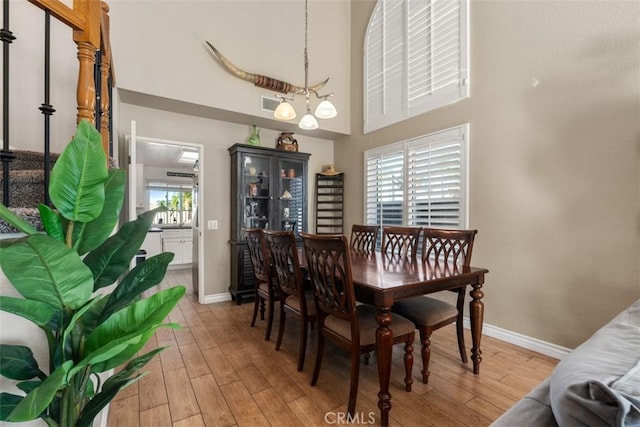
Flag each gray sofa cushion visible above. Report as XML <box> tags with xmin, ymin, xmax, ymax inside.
<box><xmin>549</xmin><ymin>299</ymin><xmax>640</xmax><ymax>426</ymax></box>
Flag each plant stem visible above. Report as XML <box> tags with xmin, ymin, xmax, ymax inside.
<box><xmin>65</xmin><ymin>221</ymin><xmax>75</xmax><ymax>248</ymax></box>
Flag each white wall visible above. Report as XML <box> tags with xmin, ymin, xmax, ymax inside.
<box><xmin>118</xmin><ymin>103</ymin><xmax>334</xmax><ymax>298</ymax></box>
<box><xmin>108</xmin><ymin>0</ymin><xmax>351</xmax><ymax>136</ymax></box>
<box><xmin>342</xmin><ymin>0</ymin><xmax>640</xmax><ymax>349</ymax></box>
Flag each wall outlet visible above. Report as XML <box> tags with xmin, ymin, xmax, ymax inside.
<box><xmin>208</xmin><ymin>220</ymin><xmax>218</xmax><ymax>230</ymax></box>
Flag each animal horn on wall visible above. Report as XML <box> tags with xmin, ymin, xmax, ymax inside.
<box><xmin>205</xmin><ymin>41</ymin><xmax>329</xmax><ymax>95</ymax></box>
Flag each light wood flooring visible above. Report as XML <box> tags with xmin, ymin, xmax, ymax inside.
<box><xmin>107</xmin><ymin>268</ymin><xmax>558</xmax><ymax>427</ymax></box>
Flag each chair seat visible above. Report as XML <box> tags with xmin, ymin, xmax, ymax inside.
<box><xmin>325</xmin><ymin>304</ymin><xmax>415</xmax><ymax>346</ymax></box>
<box><xmin>392</xmin><ymin>296</ymin><xmax>458</xmax><ymax>326</ymax></box>
<box><xmin>285</xmin><ymin>292</ymin><xmax>317</xmax><ymax>316</ymax></box>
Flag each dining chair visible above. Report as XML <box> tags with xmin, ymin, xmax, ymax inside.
<box><xmin>350</xmin><ymin>224</ymin><xmax>379</xmax><ymax>254</ymax></box>
<box><xmin>300</xmin><ymin>232</ymin><xmax>416</xmax><ymax>416</ymax></box>
<box><xmin>381</xmin><ymin>226</ymin><xmax>422</xmax><ymax>259</ymax></box>
<box><xmin>391</xmin><ymin>228</ymin><xmax>477</xmax><ymax>384</ymax></box>
<box><xmin>264</xmin><ymin>230</ymin><xmax>317</xmax><ymax>371</ymax></box>
<box><xmin>244</xmin><ymin>228</ymin><xmax>277</xmax><ymax>341</ymax></box>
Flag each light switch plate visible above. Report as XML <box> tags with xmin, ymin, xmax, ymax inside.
<box><xmin>207</xmin><ymin>220</ymin><xmax>218</xmax><ymax>230</ymax></box>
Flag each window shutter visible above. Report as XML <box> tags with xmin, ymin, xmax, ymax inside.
<box><xmin>365</xmin><ymin>148</ymin><xmax>406</xmax><ymax>226</ymax></box>
<box><xmin>364</xmin><ymin>124</ymin><xmax>468</xmax><ymax>230</ymax></box>
<box><xmin>407</xmin><ymin>126</ymin><xmax>465</xmax><ymax>227</ymax></box>
<box><xmin>364</xmin><ymin>0</ymin><xmax>468</xmax><ymax>134</ymax></box>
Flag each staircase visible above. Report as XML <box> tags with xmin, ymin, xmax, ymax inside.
<box><xmin>0</xmin><ymin>150</ymin><xmax>60</xmax><ymax>233</ymax></box>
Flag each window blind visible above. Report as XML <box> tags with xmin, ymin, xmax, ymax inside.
<box><xmin>364</xmin><ymin>0</ymin><xmax>468</xmax><ymax>133</ymax></box>
<box><xmin>364</xmin><ymin>124</ymin><xmax>468</xmax><ymax>229</ymax></box>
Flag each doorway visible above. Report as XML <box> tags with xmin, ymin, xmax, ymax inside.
<box><xmin>127</xmin><ymin>121</ymin><xmax>205</xmax><ymax>302</ymax></box>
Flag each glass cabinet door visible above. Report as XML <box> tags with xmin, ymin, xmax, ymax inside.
<box><xmin>277</xmin><ymin>158</ymin><xmax>305</xmax><ymax>237</ymax></box>
<box><xmin>242</xmin><ymin>154</ymin><xmax>271</xmax><ymax>230</ymax></box>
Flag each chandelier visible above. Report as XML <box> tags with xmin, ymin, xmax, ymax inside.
<box><xmin>205</xmin><ymin>0</ymin><xmax>336</xmax><ymax>131</ymax></box>
<box><xmin>272</xmin><ymin>0</ymin><xmax>337</xmax><ymax>130</ymax></box>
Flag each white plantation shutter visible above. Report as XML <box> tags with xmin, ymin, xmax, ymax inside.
<box><xmin>364</xmin><ymin>0</ymin><xmax>468</xmax><ymax>133</ymax></box>
<box><xmin>364</xmin><ymin>124</ymin><xmax>468</xmax><ymax>229</ymax></box>
<box><xmin>365</xmin><ymin>148</ymin><xmax>406</xmax><ymax>226</ymax></box>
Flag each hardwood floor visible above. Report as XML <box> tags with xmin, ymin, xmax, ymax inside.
<box><xmin>107</xmin><ymin>268</ymin><xmax>558</xmax><ymax>426</ymax></box>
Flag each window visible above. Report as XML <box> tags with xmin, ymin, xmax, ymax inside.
<box><xmin>364</xmin><ymin>0</ymin><xmax>469</xmax><ymax>133</ymax></box>
<box><xmin>364</xmin><ymin>124</ymin><xmax>468</xmax><ymax>230</ymax></box>
<box><xmin>147</xmin><ymin>182</ymin><xmax>193</xmax><ymax>225</ymax></box>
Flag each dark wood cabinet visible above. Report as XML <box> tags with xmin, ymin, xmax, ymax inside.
<box><xmin>228</xmin><ymin>143</ymin><xmax>310</xmax><ymax>304</ymax></box>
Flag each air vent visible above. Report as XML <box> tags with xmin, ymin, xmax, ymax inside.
<box><xmin>261</xmin><ymin>96</ymin><xmax>280</xmax><ymax>112</ymax></box>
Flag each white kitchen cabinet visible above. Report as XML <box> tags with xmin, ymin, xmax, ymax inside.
<box><xmin>141</xmin><ymin>230</ymin><xmax>163</xmax><ymax>259</ymax></box>
<box><xmin>162</xmin><ymin>229</ymin><xmax>193</xmax><ymax>266</ymax></box>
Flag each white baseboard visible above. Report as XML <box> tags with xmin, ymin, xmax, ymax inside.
<box><xmin>202</xmin><ymin>292</ymin><xmax>233</xmax><ymax>304</ymax></box>
<box><xmin>463</xmin><ymin>318</ymin><xmax>571</xmax><ymax>360</ymax></box>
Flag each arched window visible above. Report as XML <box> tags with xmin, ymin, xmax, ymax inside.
<box><xmin>364</xmin><ymin>0</ymin><xmax>469</xmax><ymax>133</ymax></box>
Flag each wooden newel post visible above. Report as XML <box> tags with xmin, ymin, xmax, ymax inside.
<box><xmin>76</xmin><ymin>41</ymin><xmax>96</xmax><ymax>125</ymax></box>
<box><xmin>99</xmin><ymin>2</ymin><xmax>111</xmax><ymax>157</ymax></box>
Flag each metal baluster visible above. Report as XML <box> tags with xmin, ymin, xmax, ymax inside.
<box><xmin>1</xmin><ymin>0</ymin><xmax>16</xmax><ymax>206</ymax></box>
<box><xmin>94</xmin><ymin>48</ymin><xmax>102</xmax><ymax>133</ymax></box>
<box><xmin>39</xmin><ymin>10</ymin><xmax>55</xmax><ymax>207</ymax></box>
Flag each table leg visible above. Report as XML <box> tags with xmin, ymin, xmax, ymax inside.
<box><xmin>469</xmin><ymin>282</ymin><xmax>484</xmax><ymax>374</ymax></box>
<box><xmin>375</xmin><ymin>307</ymin><xmax>393</xmax><ymax>427</ymax></box>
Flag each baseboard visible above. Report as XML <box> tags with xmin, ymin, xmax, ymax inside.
<box><xmin>463</xmin><ymin>318</ymin><xmax>571</xmax><ymax>360</ymax></box>
<box><xmin>202</xmin><ymin>292</ymin><xmax>232</xmax><ymax>304</ymax></box>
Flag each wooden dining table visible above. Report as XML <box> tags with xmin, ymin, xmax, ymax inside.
<box><xmin>331</xmin><ymin>251</ymin><xmax>489</xmax><ymax>426</ymax></box>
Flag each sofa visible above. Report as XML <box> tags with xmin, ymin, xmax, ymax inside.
<box><xmin>492</xmin><ymin>299</ymin><xmax>640</xmax><ymax>426</ymax></box>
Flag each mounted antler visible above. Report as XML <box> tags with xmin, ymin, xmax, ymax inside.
<box><xmin>205</xmin><ymin>41</ymin><xmax>329</xmax><ymax>95</ymax></box>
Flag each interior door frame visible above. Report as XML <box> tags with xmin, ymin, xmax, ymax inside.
<box><xmin>127</xmin><ymin>120</ymin><xmax>206</xmax><ymax>302</ymax></box>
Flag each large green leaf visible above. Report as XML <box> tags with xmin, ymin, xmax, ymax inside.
<box><xmin>0</xmin><ymin>345</ymin><xmax>45</xmax><ymax>381</ymax></box>
<box><xmin>16</xmin><ymin>381</ymin><xmax>41</xmax><ymax>395</ymax></box>
<box><xmin>38</xmin><ymin>204</ymin><xmax>64</xmax><ymax>242</ymax></box>
<box><xmin>76</xmin><ymin>348</ymin><xmax>164</xmax><ymax>427</ymax></box>
<box><xmin>89</xmin><ymin>325</ymin><xmax>178</xmax><ymax>373</ymax></box>
<box><xmin>85</xmin><ymin>286</ymin><xmax>185</xmax><ymax>355</ymax></box>
<box><xmin>62</xmin><ymin>296</ymin><xmax>105</xmax><ymax>361</ymax></box>
<box><xmin>83</xmin><ymin>208</ymin><xmax>164</xmax><ymax>290</ymax></box>
<box><xmin>99</xmin><ymin>252</ymin><xmax>174</xmax><ymax>322</ymax></box>
<box><xmin>6</xmin><ymin>361</ymin><xmax>72</xmax><ymax>422</ymax></box>
<box><xmin>49</xmin><ymin>120</ymin><xmax>108</xmax><ymax>222</ymax></box>
<box><xmin>0</xmin><ymin>393</ymin><xmax>23</xmax><ymax>421</ymax></box>
<box><xmin>0</xmin><ymin>296</ymin><xmax>57</xmax><ymax>328</ymax></box>
<box><xmin>74</xmin><ymin>169</ymin><xmax>126</xmax><ymax>255</ymax></box>
<box><xmin>0</xmin><ymin>234</ymin><xmax>93</xmax><ymax>310</ymax></box>
<box><xmin>0</xmin><ymin>204</ymin><xmax>38</xmax><ymax>235</ymax></box>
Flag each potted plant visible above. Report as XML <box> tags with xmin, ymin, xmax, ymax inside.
<box><xmin>0</xmin><ymin>121</ymin><xmax>184</xmax><ymax>426</ymax></box>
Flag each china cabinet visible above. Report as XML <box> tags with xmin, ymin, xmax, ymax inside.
<box><xmin>228</xmin><ymin>143</ymin><xmax>310</xmax><ymax>303</ymax></box>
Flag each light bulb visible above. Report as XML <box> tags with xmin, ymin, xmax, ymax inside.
<box><xmin>274</xmin><ymin>100</ymin><xmax>296</xmax><ymax>121</ymax></box>
<box><xmin>299</xmin><ymin>113</ymin><xmax>319</xmax><ymax>130</ymax></box>
<box><xmin>314</xmin><ymin>99</ymin><xmax>337</xmax><ymax>119</ymax></box>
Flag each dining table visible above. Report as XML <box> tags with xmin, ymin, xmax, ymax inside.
<box><xmin>306</xmin><ymin>250</ymin><xmax>490</xmax><ymax>426</ymax></box>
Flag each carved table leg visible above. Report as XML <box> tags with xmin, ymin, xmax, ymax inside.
<box><xmin>469</xmin><ymin>281</ymin><xmax>485</xmax><ymax>374</ymax></box>
<box><xmin>375</xmin><ymin>307</ymin><xmax>393</xmax><ymax>427</ymax></box>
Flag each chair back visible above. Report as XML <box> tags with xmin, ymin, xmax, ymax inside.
<box><xmin>244</xmin><ymin>228</ymin><xmax>271</xmax><ymax>284</ymax></box>
<box><xmin>422</xmin><ymin>228</ymin><xmax>477</xmax><ymax>267</ymax></box>
<box><xmin>350</xmin><ymin>224</ymin><xmax>379</xmax><ymax>254</ymax></box>
<box><xmin>381</xmin><ymin>226</ymin><xmax>421</xmax><ymax>259</ymax></box>
<box><xmin>264</xmin><ymin>230</ymin><xmax>305</xmax><ymax>302</ymax></box>
<box><xmin>300</xmin><ymin>232</ymin><xmax>357</xmax><ymax>325</ymax></box>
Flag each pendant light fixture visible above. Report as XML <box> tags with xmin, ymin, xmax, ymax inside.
<box><xmin>274</xmin><ymin>0</ymin><xmax>337</xmax><ymax>130</ymax></box>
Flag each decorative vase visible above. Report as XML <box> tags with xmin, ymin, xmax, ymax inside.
<box><xmin>247</xmin><ymin>125</ymin><xmax>261</xmax><ymax>146</ymax></box>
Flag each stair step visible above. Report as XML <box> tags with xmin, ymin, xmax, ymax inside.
<box><xmin>0</xmin><ymin>169</ymin><xmax>49</xmax><ymax>208</ymax></box>
<box><xmin>0</xmin><ymin>207</ymin><xmax>43</xmax><ymax>233</ymax></box>
<box><xmin>0</xmin><ymin>150</ymin><xmax>59</xmax><ymax>172</ymax></box>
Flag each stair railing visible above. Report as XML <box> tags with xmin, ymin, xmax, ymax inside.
<box><xmin>1</xmin><ymin>0</ymin><xmax>114</xmax><ymax>207</ymax></box>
